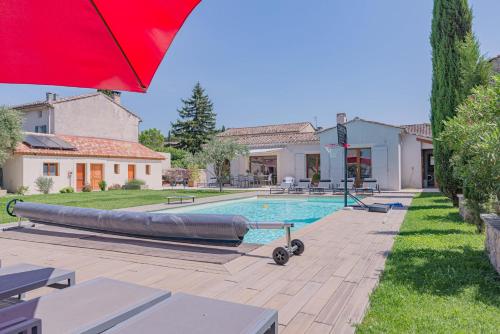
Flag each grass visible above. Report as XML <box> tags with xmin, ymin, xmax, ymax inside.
<box><xmin>0</xmin><ymin>189</ymin><xmax>237</xmax><ymax>224</ymax></box>
<box><xmin>357</xmin><ymin>192</ymin><xmax>500</xmax><ymax>334</ymax></box>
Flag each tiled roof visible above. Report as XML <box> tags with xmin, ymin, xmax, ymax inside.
<box><xmin>219</xmin><ymin>122</ymin><xmax>314</xmax><ymax>136</ymax></box>
<box><xmin>15</xmin><ymin>134</ymin><xmax>164</xmax><ymax>160</ymax></box>
<box><xmin>218</xmin><ymin>122</ymin><xmax>318</xmax><ymax>147</ymax></box>
<box><xmin>402</xmin><ymin>123</ymin><xmax>432</xmax><ymax>138</ymax></box>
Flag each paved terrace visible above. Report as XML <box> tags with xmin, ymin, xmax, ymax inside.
<box><xmin>0</xmin><ymin>192</ymin><xmax>414</xmax><ymax>333</ymax></box>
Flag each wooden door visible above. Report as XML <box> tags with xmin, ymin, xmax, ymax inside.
<box><xmin>128</xmin><ymin>164</ymin><xmax>135</xmax><ymax>181</ymax></box>
<box><xmin>76</xmin><ymin>163</ymin><xmax>86</xmax><ymax>191</ymax></box>
<box><xmin>90</xmin><ymin>164</ymin><xmax>103</xmax><ymax>191</ymax></box>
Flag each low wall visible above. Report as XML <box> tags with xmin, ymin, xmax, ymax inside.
<box><xmin>481</xmin><ymin>214</ymin><xmax>500</xmax><ymax>274</ymax></box>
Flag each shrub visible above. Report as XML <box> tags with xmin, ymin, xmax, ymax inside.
<box><xmin>59</xmin><ymin>186</ymin><xmax>75</xmax><ymax>193</ymax></box>
<box><xmin>15</xmin><ymin>186</ymin><xmax>29</xmax><ymax>196</ymax></box>
<box><xmin>81</xmin><ymin>184</ymin><xmax>92</xmax><ymax>192</ymax></box>
<box><xmin>123</xmin><ymin>179</ymin><xmax>145</xmax><ymax>190</ymax></box>
<box><xmin>98</xmin><ymin>180</ymin><xmax>107</xmax><ymax>191</ymax></box>
<box><xmin>440</xmin><ymin>75</ymin><xmax>500</xmax><ymax>232</ymax></box>
<box><xmin>35</xmin><ymin>176</ymin><xmax>54</xmax><ymax>194</ymax></box>
<box><xmin>108</xmin><ymin>184</ymin><xmax>122</xmax><ymax>190</ymax></box>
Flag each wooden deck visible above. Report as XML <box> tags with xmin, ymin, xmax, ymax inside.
<box><xmin>0</xmin><ymin>192</ymin><xmax>414</xmax><ymax>333</ymax></box>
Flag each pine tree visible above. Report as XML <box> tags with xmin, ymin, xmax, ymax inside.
<box><xmin>430</xmin><ymin>0</ymin><xmax>472</xmax><ymax>205</ymax></box>
<box><xmin>171</xmin><ymin>83</ymin><xmax>217</xmax><ymax>154</ymax></box>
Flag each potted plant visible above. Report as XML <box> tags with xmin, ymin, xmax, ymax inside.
<box><xmin>312</xmin><ymin>173</ymin><xmax>321</xmax><ymax>186</ymax></box>
<box><xmin>187</xmin><ymin>165</ymin><xmax>200</xmax><ymax>188</ymax></box>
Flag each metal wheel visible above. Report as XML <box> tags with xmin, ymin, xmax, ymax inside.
<box><xmin>272</xmin><ymin>247</ymin><xmax>289</xmax><ymax>265</ymax></box>
<box><xmin>6</xmin><ymin>198</ymin><xmax>23</xmax><ymax>217</ymax></box>
<box><xmin>291</xmin><ymin>239</ymin><xmax>305</xmax><ymax>255</ymax></box>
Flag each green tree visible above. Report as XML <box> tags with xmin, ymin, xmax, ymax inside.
<box><xmin>193</xmin><ymin>138</ymin><xmax>248</xmax><ymax>192</ymax></box>
<box><xmin>139</xmin><ymin>128</ymin><xmax>165</xmax><ymax>151</ymax></box>
<box><xmin>163</xmin><ymin>147</ymin><xmax>190</xmax><ymax>168</ymax></box>
<box><xmin>430</xmin><ymin>0</ymin><xmax>473</xmax><ymax>205</ymax></box>
<box><xmin>457</xmin><ymin>33</ymin><xmax>492</xmax><ymax>101</ymax></box>
<box><xmin>0</xmin><ymin>106</ymin><xmax>23</xmax><ymax>167</ymax></box>
<box><xmin>97</xmin><ymin>89</ymin><xmax>115</xmax><ymax>98</ymax></box>
<box><xmin>171</xmin><ymin>83</ymin><xmax>217</xmax><ymax>154</ymax></box>
<box><xmin>440</xmin><ymin>75</ymin><xmax>500</xmax><ymax>232</ymax></box>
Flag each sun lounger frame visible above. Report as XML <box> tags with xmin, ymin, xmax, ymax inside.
<box><xmin>0</xmin><ymin>263</ymin><xmax>75</xmax><ymax>301</ymax></box>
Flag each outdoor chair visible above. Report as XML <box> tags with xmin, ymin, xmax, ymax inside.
<box><xmin>289</xmin><ymin>179</ymin><xmax>311</xmax><ymax>194</ymax></box>
<box><xmin>354</xmin><ymin>179</ymin><xmax>379</xmax><ymax>195</ymax></box>
<box><xmin>269</xmin><ymin>180</ymin><xmax>293</xmax><ymax>194</ymax></box>
<box><xmin>262</xmin><ymin>174</ymin><xmax>273</xmax><ymax>186</ymax></box>
<box><xmin>0</xmin><ymin>263</ymin><xmax>75</xmax><ymax>301</ymax></box>
<box><xmin>309</xmin><ymin>179</ymin><xmax>332</xmax><ymax>194</ymax></box>
<box><xmin>103</xmin><ymin>292</ymin><xmax>278</xmax><ymax>334</ymax></box>
<box><xmin>0</xmin><ymin>277</ymin><xmax>170</xmax><ymax>334</ymax></box>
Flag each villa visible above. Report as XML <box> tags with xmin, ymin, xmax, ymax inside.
<box><xmin>218</xmin><ymin>114</ymin><xmax>433</xmax><ymax>190</ymax></box>
<box><xmin>217</xmin><ymin>122</ymin><xmax>320</xmax><ymax>184</ymax></box>
<box><xmin>1</xmin><ymin>92</ymin><xmax>164</xmax><ymax>194</ymax></box>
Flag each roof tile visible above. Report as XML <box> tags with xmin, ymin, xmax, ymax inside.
<box><xmin>15</xmin><ymin>134</ymin><xmax>164</xmax><ymax>160</ymax></box>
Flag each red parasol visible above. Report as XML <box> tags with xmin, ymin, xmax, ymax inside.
<box><xmin>0</xmin><ymin>0</ymin><xmax>200</xmax><ymax>92</ymax></box>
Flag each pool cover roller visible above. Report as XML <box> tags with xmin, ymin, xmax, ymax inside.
<box><xmin>8</xmin><ymin>200</ymin><xmax>305</xmax><ymax>264</ymax></box>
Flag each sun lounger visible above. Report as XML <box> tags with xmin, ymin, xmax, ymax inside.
<box><xmin>104</xmin><ymin>292</ymin><xmax>278</xmax><ymax>334</ymax></box>
<box><xmin>309</xmin><ymin>179</ymin><xmax>332</xmax><ymax>194</ymax></box>
<box><xmin>0</xmin><ymin>317</ymin><xmax>41</xmax><ymax>334</ymax></box>
<box><xmin>269</xmin><ymin>181</ymin><xmax>293</xmax><ymax>194</ymax></box>
<box><xmin>0</xmin><ymin>263</ymin><xmax>75</xmax><ymax>301</ymax></box>
<box><xmin>0</xmin><ymin>277</ymin><xmax>170</xmax><ymax>334</ymax></box>
<box><xmin>289</xmin><ymin>179</ymin><xmax>311</xmax><ymax>193</ymax></box>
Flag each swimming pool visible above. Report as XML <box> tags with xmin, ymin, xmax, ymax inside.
<box><xmin>159</xmin><ymin>197</ymin><xmax>352</xmax><ymax>244</ymax></box>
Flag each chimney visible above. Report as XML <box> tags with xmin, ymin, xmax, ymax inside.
<box><xmin>46</xmin><ymin>92</ymin><xmax>57</xmax><ymax>102</ymax></box>
<box><xmin>336</xmin><ymin>113</ymin><xmax>347</xmax><ymax>125</ymax></box>
<box><xmin>110</xmin><ymin>91</ymin><xmax>121</xmax><ymax>104</ymax></box>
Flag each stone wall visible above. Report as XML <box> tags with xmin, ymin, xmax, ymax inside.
<box><xmin>481</xmin><ymin>214</ymin><xmax>500</xmax><ymax>274</ymax></box>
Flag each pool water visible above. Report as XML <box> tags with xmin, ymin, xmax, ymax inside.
<box><xmin>161</xmin><ymin>197</ymin><xmax>352</xmax><ymax>244</ymax></box>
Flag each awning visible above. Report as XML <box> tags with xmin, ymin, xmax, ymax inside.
<box><xmin>249</xmin><ymin>148</ymin><xmax>283</xmax><ymax>154</ymax></box>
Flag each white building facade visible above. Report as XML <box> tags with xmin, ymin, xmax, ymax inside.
<box><xmin>219</xmin><ymin>116</ymin><xmax>433</xmax><ymax>190</ymax></box>
<box><xmin>318</xmin><ymin>114</ymin><xmax>433</xmax><ymax>191</ymax></box>
<box><xmin>217</xmin><ymin>123</ymin><xmax>320</xmax><ymax>184</ymax></box>
<box><xmin>1</xmin><ymin>92</ymin><xmax>164</xmax><ymax>194</ymax></box>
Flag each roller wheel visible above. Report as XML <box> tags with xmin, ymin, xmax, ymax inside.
<box><xmin>291</xmin><ymin>239</ymin><xmax>305</xmax><ymax>255</ymax></box>
<box><xmin>6</xmin><ymin>199</ymin><xmax>23</xmax><ymax>217</ymax></box>
<box><xmin>272</xmin><ymin>247</ymin><xmax>289</xmax><ymax>265</ymax></box>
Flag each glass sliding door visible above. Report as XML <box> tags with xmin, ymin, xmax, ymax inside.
<box><xmin>306</xmin><ymin>154</ymin><xmax>320</xmax><ymax>179</ymax></box>
<box><xmin>249</xmin><ymin>156</ymin><xmax>277</xmax><ymax>184</ymax></box>
<box><xmin>347</xmin><ymin>148</ymin><xmax>372</xmax><ymax>187</ymax></box>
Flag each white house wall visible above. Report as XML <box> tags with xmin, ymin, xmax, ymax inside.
<box><xmin>225</xmin><ymin>144</ymin><xmax>319</xmax><ymax>182</ymax></box>
<box><xmin>2</xmin><ymin>156</ymin><xmax>23</xmax><ymax>193</ymax></box>
<box><xmin>3</xmin><ymin>155</ymin><xmax>162</xmax><ymax>194</ymax></box>
<box><xmin>401</xmin><ymin>133</ymin><xmax>422</xmax><ymax>188</ymax></box>
<box><xmin>319</xmin><ymin>120</ymin><xmax>402</xmax><ymax>190</ymax></box>
<box><xmin>20</xmin><ymin>105</ymin><xmax>54</xmax><ymax>133</ymax></box>
<box><xmin>53</xmin><ymin>95</ymin><xmax>140</xmax><ymax>142</ymax></box>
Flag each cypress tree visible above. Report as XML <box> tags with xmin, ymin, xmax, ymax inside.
<box><xmin>430</xmin><ymin>0</ymin><xmax>472</xmax><ymax>205</ymax></box>
<box><xmin>171</xmin><ymin>83</ymin><xmax>217</xmax><ymax>154</ymax></box>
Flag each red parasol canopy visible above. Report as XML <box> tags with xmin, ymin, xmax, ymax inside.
<box><xmin>0</xmin><ymin>0</ymin><xmax>200</xmax><ymax>92</ymax></box>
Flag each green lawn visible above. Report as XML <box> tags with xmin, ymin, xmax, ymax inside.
<box><xmin>357</xmin><ymin>193</ymin><xmax>500</xmax><ymax>334</ymax></box>
<box><xmin>0</xmin><ymin>189</ymin><xmax>236</xmax><ymax>224</ymax></box>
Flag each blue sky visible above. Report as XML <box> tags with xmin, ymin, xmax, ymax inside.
<box><xmin>1</xmin><ymin>0</ymin><xmax>498</xmax><ymax>134</ymax></box>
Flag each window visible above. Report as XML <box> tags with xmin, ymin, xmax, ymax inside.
<box><xmin>114</xmin><ymin>164</ymin><xmax>120</xmax><ymax>174</ymax></box>
<box><xmin>35</xmin><ymin>125</ymin><xmax>47</xmax><ymax>133</ymax></box>
<box><xmin>38</xmin><ymin>110</ymin><xmax>43</xmax><ymax>118</ymax></box>
<box><xmin>145</xmin><ymin>164</ymin><xmax>151</xmax><ymax>175</ymax></box>
<box><xmin>43</xmin><ymin>163</ymin><xmax>59</xmax><ymax>176</ymax></box>
<box><xmin>306</xmin><ymin>154</ymin><xmax>320</xmax><ymax>178</ymax></box>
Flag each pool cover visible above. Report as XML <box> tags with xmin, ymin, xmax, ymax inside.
<box><xmin>13</xmin><ymin>202</ymin><xmax>249</xmax><ymax>246</ymax></box>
